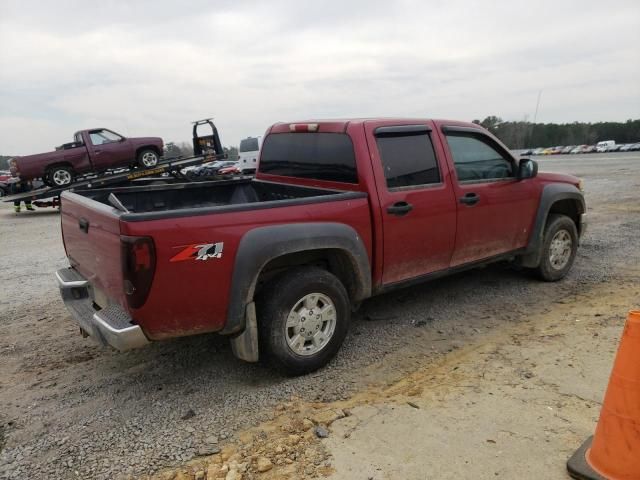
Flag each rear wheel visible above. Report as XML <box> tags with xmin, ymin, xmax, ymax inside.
<box><xmin>46</xmin><ymin>166</ymin><xmax>74</xmax><ymax>187</ymax></box>
<box><xmin>257</xmin><ymin>267</ymin><xmax>350</xmax><ymax>375</ymax></box>
<box><xmin>535</xmin><ymin>214</ymin><xmax>578</xmax><ymax>281</ymax></box>
<box><xmin>137</xmin><ymin>149</ymin><xmax>159</xmax><ymax>168</ymax></box>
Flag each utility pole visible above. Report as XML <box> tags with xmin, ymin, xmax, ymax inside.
<box><xmin>533</xmin><ymin>89</ymin><xmax>543</xmax><ymax>125</ymax></box>
<box><xmin>529</xmin><ymin>89</ymin><xmax>543</xmax><ymax>147</ymax></box>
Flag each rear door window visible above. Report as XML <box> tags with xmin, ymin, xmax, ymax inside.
<box><xmin>259</xmin><ymin>133</ymin><xmax>357</xmax><ymax>183</ymax></box>
<box><xmin>375</xmin><ymin>130</ymin><xmax>440</xmax><ymax>189</ymax></box>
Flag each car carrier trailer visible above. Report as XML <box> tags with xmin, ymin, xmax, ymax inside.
<box><xmin>4</xmin><ymin>119</ymin><xmax>227</xmax><ymax>208</ymax></box>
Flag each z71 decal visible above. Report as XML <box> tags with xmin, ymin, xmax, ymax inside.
<box><xmin>170</xmin><ymin>242</ymin><xmax>224</xmax><ymax>262</ymax></box>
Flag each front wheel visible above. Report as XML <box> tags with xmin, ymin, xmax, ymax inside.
<box><xmin>535</xmin><ymin>214</ymin><xmax>578</xmax><ymax>281</ymax></box>
<box><xmin>257</xmin><ymin>267</ymin><xmax>350</xmax><ymax>375</ymax></box>
<box><xmin>46</xmin><ymin>166</ymin><xmax>74</xmax><ymax>187</ymax></box>
<box><xmin>137</xmin><ymin>149</ymin><xmax>159</xmax><ymax>168</ymax></box>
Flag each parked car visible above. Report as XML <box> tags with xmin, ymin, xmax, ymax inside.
<box><xmin>1</xmin><ymin>169</ymin><xmax>45</xmax><ymax>197</ymax></box>
<box><xmin>570</xmin><ymin>145</ymin><xmax>585</xmax><ymax>154</ymax></box>
<box><xmin>187</xmin><ymin>160</ymin><xmax>238</xmax><ymax>178</ymax></box>
<box><xmin>596</xmin><ymin>140</ymin><xmax>615</xmax><ymax>153</ymax></box>
<box><xmin>532</xmin><ymin>148</ymin><xmax>545</xmax><ymax>155</ymax></box>
<box><xmin>56</xmin><ymin>118</ymin><xmax>586</xmax><ymax>375</ymax></box>
<box><xmin>629</xmin><ymin>143</ymin><xmax>640</xmax><ymax>151</ymax></box>
<box><xmin>12</xmin><ymin>129</ymin><xmax>164</xmax><ymax>187</ymax></box>
<box><xmin>607</xmin><ymin>144</ymin><xmax>623</xmax><ymax>152</ymax></box>
<box><xmin>0</xmin><ymin>175</ymin><xmax>9</xmax><ymax>197</ymax></box>
<box><xmin>520</xmin><ymin>149</ymin><xmax>533</xmax><ymax>156</ymax></box>
<box><xmin>217</xmin><ymin>164</ymin><xmax>241</xmax><ymax>177</ymax></box>
<box><xmin>561</xmin><ymin>146</ymin><xmax>574</xmax><ymax>154</ymax></box>
<box><xmin>238</xmin><ymin>136</ymin><xmax>263</xmax><ymax>175</ymax></box>
<box><xmin>583</xmin><ymin>145</ymin><xmax>597</xmax><ymax>153</ymax></box>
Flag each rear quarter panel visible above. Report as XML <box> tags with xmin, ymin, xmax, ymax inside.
<box><xmin>16</xmin><ymin>150</ymin><xmax>65</xmax><ymax>180</ymax></box>
<box><xmin>122</xmin><ymin>197</ymin><xmax>373</xmax><ymax>340</ymax></box>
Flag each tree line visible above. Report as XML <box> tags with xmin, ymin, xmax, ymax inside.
<box><xmin>473</xmin><ymin>117</ymin><xmax>640</xmax><ymax>149</ymax></box>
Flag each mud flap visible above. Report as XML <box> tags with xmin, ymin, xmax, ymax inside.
<box><xmin>230</xmin><ymin>301</ymin><xmax>259</xmax><ymax>362</ymax></box>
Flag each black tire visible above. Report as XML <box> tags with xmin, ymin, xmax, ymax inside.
<box><xmin>535</xmin><ymin>214</ymin><xmax>578</xmax><ymax>281</ymax></box>
<box><xmin>257</xmin><ymin>267</ymin><xmax>350</xmax><ymax>376</ymax></box>
<box><xmin>137</xmin><ymin>149</ymin><xmax>159</xmax><ymax>168</ymax></box>
<box><xmin>45</xmin><ymin>165</ymin><xmax>74</xmax><ymax>187</ymax></box>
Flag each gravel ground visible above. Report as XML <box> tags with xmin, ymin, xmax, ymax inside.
<box><xmin>0</xmin><ymin>152</ymin><xmax>639</xmax><ymax>479</ymax></box>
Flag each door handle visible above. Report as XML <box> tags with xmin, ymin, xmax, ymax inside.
<box><xmin>387</xmin><ymin>201</ymin><xmax>413</xmax><ymax>216</ymax></box>
<box><xmin>459</xmin><ymin>193</ymin><xmax>480</xmax><ymax>206</ymax></box>
<box><xmin>78</xmin><ymin>217</ymin><xmax>90</xmax><ymax>233</ymax></box>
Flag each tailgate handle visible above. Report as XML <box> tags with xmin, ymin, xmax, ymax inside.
<box><xmin>78</xmin><ymin>217</ymin><xmax>90</xmax><ymax>233</ymax></box>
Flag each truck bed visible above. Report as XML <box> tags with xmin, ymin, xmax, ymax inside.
<box><xmin>76</xmin><ymin>178</ymin><xmax>364</xmax><ymax>220</ymax></box>
<box><xmin>60</xmin><ymin>176</ymin><xmax>372</xmax><ymax>341</ymax></box>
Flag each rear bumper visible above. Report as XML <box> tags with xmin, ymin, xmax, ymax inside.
<box><xmin>56</xmin><ymin>268</ymin><xmax>149</xmax><ymax>351</ymax></box>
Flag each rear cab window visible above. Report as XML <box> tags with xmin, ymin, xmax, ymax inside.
<box><xmin>258</xmin><ymin>132</ymin><xmax>358</xmax><ymax>184</ymax></box>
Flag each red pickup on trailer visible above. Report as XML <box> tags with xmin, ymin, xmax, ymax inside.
<box><xmin>56</xmin><ymin>118</ymin><xmax>586</xmax><ymax>375</ymax></box>
<box><xmin>13</xmin><ymin>128</ymin><xmax>163</xmax><ymax>187</ymax></box>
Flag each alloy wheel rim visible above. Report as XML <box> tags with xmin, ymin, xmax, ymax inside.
<box><xmin>549</xmin><ymin>230</ymin><xmax>572</xmax><ymax>270</ymax></box>
<box><xmin>285</xmin><ymin>293</ymin><xmax>337</xmax><ymax>356</ymax></box>
<box><xmin>142</xmin><ymin>152</ymin><xmax>158</xmax><ymax>167</ymax></box>
<box><xmin>53</xmin><ymin>170</ymin><xmax>72</xmax><ymax>186</ymax></box>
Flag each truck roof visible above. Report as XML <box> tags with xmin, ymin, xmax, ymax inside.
<box><xmin>268</xmin><ymin>118</ymin><xmax>481</xmax><ymax>134</ymax></box>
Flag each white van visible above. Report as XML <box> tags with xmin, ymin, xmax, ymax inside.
<box><xmin>238</xmin><ymin>136</ymin><xmax>262</xmax><ymax>174</ymax></box>
<box><xmin>596</xmin><ymin>140</ymin><xmax>615</xmax><ymax>153</ymax></box>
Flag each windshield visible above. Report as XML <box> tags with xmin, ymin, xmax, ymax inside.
<box><xmin>258</xmin><ymin>132</ymin><xmax>358</xmax><ymax>183</ymax></box>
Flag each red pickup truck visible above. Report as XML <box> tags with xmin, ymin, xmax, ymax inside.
<box><xmin>56</xmin><ymin>119</ymin><xmax>586</xmax><ymax>375</ymax></box>
<box><xmin>13</xmin><ymin>128</ymin><xmax>163</xmax><ymax>187</ymax></box>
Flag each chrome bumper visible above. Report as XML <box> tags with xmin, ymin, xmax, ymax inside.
<box><xmin>579</xmin><ymin>213</ymin><xmax>587</xmax><ymax>238</ymax></box>
<box><xmin>56</xmin><ymin>268</ymin><xmax>149</xmax><ymax>351</ymax></box>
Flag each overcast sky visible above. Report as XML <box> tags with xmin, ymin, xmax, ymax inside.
<box><xmin>1</xmin><ymin>0</ymin><xmax>638</xmax><ymax>155</ymax></box>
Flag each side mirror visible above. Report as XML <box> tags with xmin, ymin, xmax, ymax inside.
<box><xmin>518</xmin><ymin>158</ymin><xmax>538</xmax><ymax>180</ymax></box>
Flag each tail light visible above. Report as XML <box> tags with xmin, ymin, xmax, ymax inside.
<box><xmin>289</xmin><ymin>123</ymin><xmax>318</xmax><ymax>132</ymax></box>
<box><xmin>121</xmin><ymin>235</ymin><xmax>156</xmax><ymax>309</ymax></box>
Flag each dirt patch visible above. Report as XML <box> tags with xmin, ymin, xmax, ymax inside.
<box><xmin>149</xmin><ymin>277</ymin><xmax>639</xmax><ymax>480</ymax></box>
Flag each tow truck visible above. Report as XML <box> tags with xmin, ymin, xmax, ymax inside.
<box><xmin>3</xmin><ymin>119</ymin><xmax>227</xmax><ymax>209</ymax></box>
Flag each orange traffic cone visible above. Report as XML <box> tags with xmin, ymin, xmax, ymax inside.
<box><xmin>567</xmin><ymin>310</ymin><xmax>640</xmax><ymax>480</ymax></box>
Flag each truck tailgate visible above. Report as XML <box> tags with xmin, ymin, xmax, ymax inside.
<box><xmin>61</xmin><ymin>192</ymin><xmax>126</xmax><ymax>308</ymax></box>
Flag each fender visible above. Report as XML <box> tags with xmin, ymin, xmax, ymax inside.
<box><xmin>519</xmin><ymin>183</ymin><xmax>586</xmax><ymax>268</ymax></box>
<box><xmin>221</xmin><ymin>222</ymin><xmax>372</xmax><ymax>335</ymax></box>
